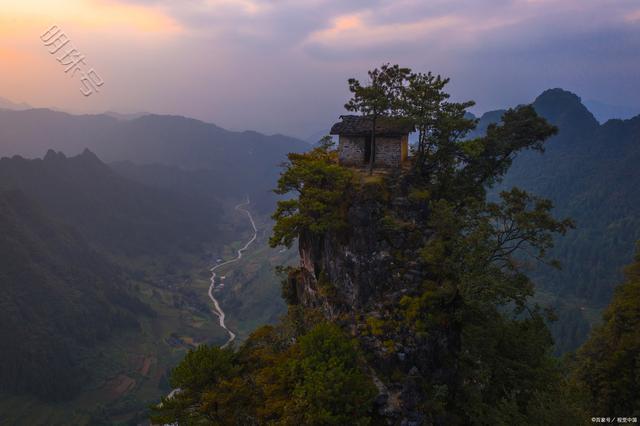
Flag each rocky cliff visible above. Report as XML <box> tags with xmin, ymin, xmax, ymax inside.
<box><xmin>286</xmin><ymin>173</ymin><xmax>458</xmax><ymax>425</ymax></box>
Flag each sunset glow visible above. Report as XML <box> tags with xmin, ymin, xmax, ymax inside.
<box><xmin>1</xmin><ymin>0</ymin><xmax>639</xmax><ymax>137</ymax></box>
<box><xmin>0</xmin><ymin>0</ymin><xmax>179</xmax><ymax>36</ymax></box>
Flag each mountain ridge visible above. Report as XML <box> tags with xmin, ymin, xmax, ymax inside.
<box><xmin>0</xmin><ymin>149</ymin><xmax>225</xmax><ymax>257</ymax></box>
<box><xmin>469</xmin><ymin>88</ymin><xmax>640</xmax><ymax>352</ymax></box>
<box><xmin>0</xmin><ymin>107</ymin><xmax>308</xmax><ymax>211</ymax></box>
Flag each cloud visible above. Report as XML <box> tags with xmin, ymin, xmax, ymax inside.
<box><xmin>5</xmin><ymin>0</ymin><xmax>640</xmax><ymax>137</ymax></box>
<box><xmin>103</xmin><ymin>0</ymin><xmax>383</xmax><ymax>47</ymax></box>
<box><xmin>101</xmin><ymin>0</ymin><xmax>640</xmax><ymax>59</ymax></box>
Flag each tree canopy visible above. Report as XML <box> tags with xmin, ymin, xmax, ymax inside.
<box><xmin>345</xmin><ymin>64</ymin><xmax>411</xmax><ymax>173</ymax></box>
<box><xmin>571</xmin><ymin>244</ymin><xmax>640</xmax><ymax>416</ymax></box>
<box><xmin>270</xmin><ymin>146</ymin><xmax>353</xmax><ymax>248</ymax></box>
<box><xmin>151</xmin><ymin>322</ymin><xmax>376</xmax><ymax>425</ymax></box>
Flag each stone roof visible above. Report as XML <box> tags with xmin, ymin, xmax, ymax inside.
<box><xmin>330</xmin><ymin>115</ymin><xmax>414</xmax><ymax>136</ymax></box>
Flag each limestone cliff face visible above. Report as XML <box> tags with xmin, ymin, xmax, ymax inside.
<box><xmin>292</xmin><ymin>175</ymin><xmax>417</xmax><ymax>309</ymax></box>
<box><xmin>286</xmin><ymin>175</ymin><xmax>453</xmax><ymax>424</ymax></box>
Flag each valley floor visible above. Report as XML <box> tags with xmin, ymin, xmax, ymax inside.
<box><xmin>0</xmin><ymin>205</ymin><xmax>294</xmax><ymax>426</ymax></box>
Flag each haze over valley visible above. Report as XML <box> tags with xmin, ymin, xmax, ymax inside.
<box><xmin>2</xmin><ymin>1</ymin><xmax>640</xmax><ymax>423</ymax></box>
<box><xmin>1</xmin><ymin>84</ymin><xmax>640</xmax><ymax>422</ymax></box>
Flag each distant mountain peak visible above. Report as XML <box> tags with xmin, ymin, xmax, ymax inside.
<box><xmin>533</xmin><ymin>88</ymin><xmax>599</xmax><ymax>132</ymax></box>
<box><xmin>80</xmin><ymin>147</ymin><xmax>99</xmax><ymax>159</ymax></box>
<box><xmin>535</xmin><ymin>88</ymin><xmax>584</xmax><ymax>106</ymax></box>
<box><xmin>43</xmin><ymin>149</ymin><xmax>67</xmax><ymax>161</ymax></box>
<box><xmin>42</xmin><ymin>148</ymin><xmax>107</xmax><ymax>170</ymax></box>
<box><xmin>71</xmin><ymin>148</ymin><xmax>110</xmax><ymax>170</ymax></box>
<box><xmin>465</xmin><ymin>88</ymin><xmax>601</xmax><ymax>141</ymax></box>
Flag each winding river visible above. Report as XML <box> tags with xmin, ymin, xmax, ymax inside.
<box><xmin>208</xmin><ymin>198</ymin><xmax>258</xmax><ymax>348</ymax></box>
<box><xmin>165</xmin><ymin>198</ymin><xmax>257</xmax><ymax>401</ymax></box>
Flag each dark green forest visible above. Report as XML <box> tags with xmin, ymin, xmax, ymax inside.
<box><xmin>0</xmin><ymin>189</ymin><xmax>149</xmax><ymax>400</ymax></box>
<box><xmin>472</xmin><ymin>89</ymin><xmax>640</xmax><ymax>352</ymax></box>
<box><xmin>571</xmin><ymin>244</ymin><xmax>640</xmax><ymax>417</ymax></box>
<box><xmin>0</xmin><ymin>149</ymin><xmax>224</xmax><ymax>256</ymax></box>
<box><xmin>0</xmin><ymin>150</ymin><xmax>233</xmax><ymax>402</ymax></box>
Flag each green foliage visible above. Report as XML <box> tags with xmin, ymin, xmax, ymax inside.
<box><xmin>345</xmin><ymin>64</ymin><xmax>410</xmax><ymax>118</ymax></box>
<box><xmin>365</xmin><ymin>316</ymin><xmax>385</xmax><ymax>336</ymax></box>
<box><xmin>458</xmin><ymin>308</ymin><xmax>585</xmax><ymax>424</ymax></box>
<box><xmin>461</xmin><ymin>106</ymin><xmax>557</xmax><ymax>188</ymax></box>
<box><xmin>417</xmin><ymin>188</ymin><xmax>572</xmax><ymax>308</ymax></box>
<box><xmin>277</xmin><ymin>266</ymin><xmax>301</xmax><ymax>306</ymax></box>
<box><xmin>399</xmin><ymin>280</ymin><xmax>456</xmax><ymax>335</ymax></box>
<box><xmin>345</xmin><ymin>63</ymin><xmax>411</xmax><ymax>173</ymax></box>
<box><xmin>571</xmin><ymin>244</ymin><xmax>640</xmax><ymax>416</ymax></box>
<box><xmin>278</xmin><ymin>323</ymin><xmax>377</xmax><ymax>425</ymax></box>
<box><xmin>420</xmin><ymin>105</ymin><xmax>558</xmax><ymax>203</ymax></box>
<box><xmin>402</xmin><ymin>71</ymin><xmax>477</xmax><ymax>168</ymax></box>
<box><xmin>151</xmin><ymin>345</ymin><xmax>242</xmax><ymax>425</ymax></box>
<box><xmin>151</xmin><ymin>322</ymin><xmax>376</xmax><ymax>425</ymax></box>
<box><xmin>400</xmin><ymin>183</ymin><xmax>573</xmax><ymax>423</ymax></box>
<box><xmin>171</xmin><ymin>345</ymin><xmax>239</xmax><ymax>392</ymax></box>
<box><xmin>270</xmin><ymin>146</ymin><xmax>353</xmax><ymax>248</ymax></box>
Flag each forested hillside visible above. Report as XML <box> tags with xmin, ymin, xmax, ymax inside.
<box><xmin>0</xmin><ymin>190</ymin><xmax>150</xmax><ymax>400</ymax></box>
<box><xmin>0</xmin><ymin>150</ymin><xmax>223</xmax><ymax>257</ymax></box>
<box><xmin>0</xmin><ymin>150</ymin><xmax>230</xmax><ymax>404</ymax></box>
<box><xmin>471</xmin><ymin>89</ymin><xmax>640</xmax><ymax>352</ymax></box>
<box><xmin>0</xmin><ymin>144</ymin><xmax>297</xmax><ymax>419</ymax></box>
<box><xmin>571</xmin><ymin>244</ymin><xmax>640</xmax><ymax>415</ymax></box>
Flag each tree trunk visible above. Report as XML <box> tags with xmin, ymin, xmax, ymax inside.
<box><xmin>418</xmin><ymin>129</ymin><xmax>426</xmax><ymax>170</ymax></box>
<box><xmin>369</xmin><ymin>115</ymin><xmax>377</xmax><ymax>175</ymax></box>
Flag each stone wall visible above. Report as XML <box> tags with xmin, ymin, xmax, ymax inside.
<box><xmin>375</xmin><ymin>136</ymin><xmax>402</xmax><ymax>167</ymax></box>
<box><xmin>338</xmin><ymin>135</ymin><xmax>403</xmax><ymax>167</ymax></box>
<box><xmin>338</xmin><ymin>136</ymin><xmax>365</xmax><ymax>166</ymax></box>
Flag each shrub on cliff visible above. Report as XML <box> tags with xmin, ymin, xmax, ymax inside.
<box><xmin>270</xmin><ymin>144</ymin><xmax>353</xmax><ymax>248</ymax></box>
<box><xmin>151</xmin><ymin>321</ymin><xmax>376</xmax><ymax>425</ymax></box>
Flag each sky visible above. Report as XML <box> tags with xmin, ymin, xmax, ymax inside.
<box><xmin>1</xmin><ymin>0</ymin><xmax>640</xmax><ymax>138</ymax></box>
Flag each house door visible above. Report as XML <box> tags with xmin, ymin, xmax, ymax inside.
<box><xmin>364</xmin><ymin>135</ymin><xmax>373</xmax><ymax>164</ymax></box>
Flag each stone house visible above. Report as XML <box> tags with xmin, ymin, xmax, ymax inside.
<box><xmin>330</xmin><ymin>115</ymin><xmax>413</xmax><ymax>168</ymax></box>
